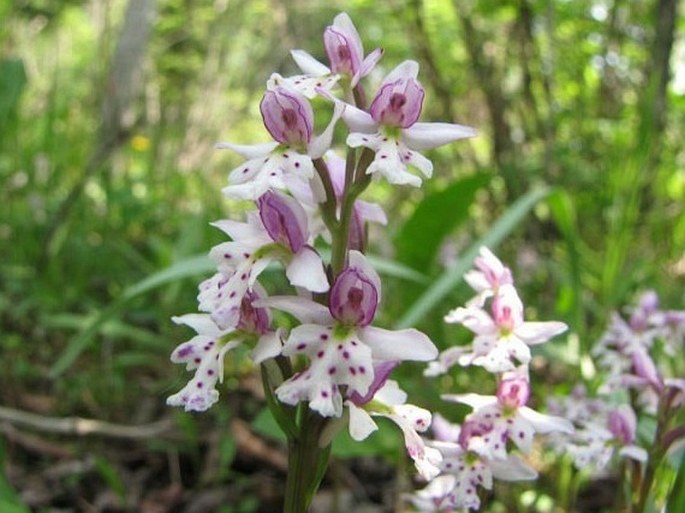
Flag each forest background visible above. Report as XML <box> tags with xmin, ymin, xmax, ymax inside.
<box><xmin>1</xmin><ymin>0</ymin><xmax>684</xmax><ymax>511</ymax></box>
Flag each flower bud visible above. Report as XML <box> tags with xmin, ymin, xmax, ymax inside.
<box><xmin>260</xmin><ymin>86</ymin><xmax>313</xmax><ymax>147</ymax></box>
<box><xmin>323</xmin><ymin>13</ymin><xmax>363</xmax><ymax>76</ymax></box>
<box><xmin>329</xmin><ymin>252</ymin><xmax>380</xmax><ymax>327</ymax></box>
<box><xmin>369</xmin><ymin>61</ymin><xmax>424</xmax><ymax>128</ymax></box>
<box><xmin>608</xmin><ymin>405</ymin><xmax>637</xmax><ymax>445</ymax></box>
<box><xmin>258</xmin><ymin>190</ymin><xmax>308</xmax><ymax>252</ymax></box>
<box><xmin>497</xmin><ymin>376</ymin><xmax>530</xmax><ymax>408</ymax></box>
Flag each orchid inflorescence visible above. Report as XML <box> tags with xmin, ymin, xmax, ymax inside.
<box><xmin>545</xmin><ymin>291</ymin><xmax>685</xmax><ymax>511</ymax></box>
<box><xmin>161</xmin><ymin>12</ymin><xmax>654</xmax><ymax>512</ymax></box>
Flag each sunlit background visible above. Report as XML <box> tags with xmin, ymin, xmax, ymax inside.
<box><xmin>1</xmin><ymin>0</ymin><xmax>684</xmax><ymax>511</ymax></box>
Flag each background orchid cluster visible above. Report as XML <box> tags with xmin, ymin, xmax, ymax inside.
<box><xmin>408</xmin><ymin>248</ymin><xmax>574</xmax><ymax>511</ymax></box>
<box><xmin>546</xmin><ymin>291</ymin><xmax>685</xmax><ymax>511</ymax></box>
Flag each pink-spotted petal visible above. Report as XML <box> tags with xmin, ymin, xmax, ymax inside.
<box><xmin>359</xmin><ymin>326</ymin><xmax>438</xmax><ymax>361</ymax></box>
<box><xmin>290</xmin><ymin>49</ymin><xmax>331</xmax><ymax>76</ymax></box>
<box><xmin>516</xmin><ymin>320</ymin><xmax>568</xmax><ymax>345</ymax></box>
<box><xmin>341</xmin><ymin>108</ymin><xmax>378</xmax><ymax>134</ymax></box>
<box><xmin>255</xmin><ymin>296</ymin><xmax>333</xmax><ymax>325</ymax></box>
<box><xmin>402</xmin><ymin>122</ymin><xmax>477</xmax><ymax>151</ymax></box>
<box><xmin>172</xmin><ymin>314</ymin><xmax>224</xmax><ymax>338</ymax></box>
<box><xmin>216</xmin><ymin>141</ymin><xmax>278</xmax><ymax>159</ymax></box>
<box><xmin>442</xmin><ymin>393</ymin><xmax>498</xmax><ymax>410</ymax></box>
<box><xmin>348</xmin><ymin>402</ymin><xmax>379</xmax><ymax>441</ymax></box>
<box><xmin>489</xmin><ymin>455</ymin><xmax>538</xmax><ymax>481</ymax></box>
<box><xmin>286</xmin><ymin>246</ymin><xmax>330</xmax><ymax>292</ymax></box>
<box><xmin>252</xmin><ymin>330</ymin><xmax>284</xmax><ymax>364</ymax></box>
<box><xmin>518</xmin><ymin>406</ymin><xmax>574</xmax><ymax>435</ymax></box>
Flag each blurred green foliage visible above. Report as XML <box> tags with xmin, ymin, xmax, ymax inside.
<box><xmin>0</xmin><ymin>0</ymin><xmax>683</xmax><ymax>511</ymax></box>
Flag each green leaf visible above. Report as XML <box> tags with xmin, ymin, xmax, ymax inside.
<box><xmin>547</xmin><ymin>189</ymin><xmax>585</xmax><ymax>337</ymax></box>
<box><xmin>0</xmin><ymin>440</ymin><xmax>30</xmax><ymax>513</ymax></box>
<box><xmin>395</xmin><ymin>187</ymin><xmax>552</xmax><ymax>329</ymax></box>
<box><xmin>394</xmin><ymin>174</ymin><xmax>490</xmax><ymax>271</ymax></box>
<box><xmin>0</xmin><ymin>59</ymin><xmax>27</xmax><ymax>126</ymax></box>
<box><xmin>666</xmin><ymin>448</ymin><xmax>685</xmax><ymax>512</ymax></box>
<box><xmin>251</xmin><ymin>407</ymin><xmax>287</xmax><ymax>443</ymax></box>
<box><xmin>50</xmin><ymin>254</ymin><xmax>214</xmax><ymax>378</ymax></box>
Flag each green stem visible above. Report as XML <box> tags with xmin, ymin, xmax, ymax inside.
<box><xmin>330</xmin><ymin>148</ymin><xmax>374</xmax><ymax>276</ymax></box>
<box><xmin>283</xmin><ymin>410</ymin><xmax>331</xmax><ymax>513</ymax></box>
<box><xmin>313</xmin><ymin>157</ymin><xmax>339</xmax><ymax>232</ymax></box>
<box><xmin>633</xmin><ymin>389</ymin><xmax>673</xmax><ymax>513</ymax></box>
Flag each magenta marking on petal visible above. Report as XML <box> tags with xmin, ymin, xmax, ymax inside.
<box><xmin>177</xmin><ymin>345</ymin><xmax>194</xmax><ymax>358</ymax></box>
<box><xmin>317</xmin><ymin>350</ymin><xmax>325</xmax><ymax>358</ymax></box>
<box><xmin>296</xmin><ymin>343</ymin><xmax>306</xmax><ymax>350</ymax></box>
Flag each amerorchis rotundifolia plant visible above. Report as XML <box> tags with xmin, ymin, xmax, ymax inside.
<box><xmin>165</xmin><ymin>13</ymin><xmax>572</xmax><ymax>512</ymax></box>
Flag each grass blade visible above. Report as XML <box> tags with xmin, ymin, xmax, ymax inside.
<box><xmin>395</xmin><ymin>187</ymin><xmax>551</xmax><ymax>329</ymax></box>
<box><xmin>49</xmin><ymin>254</ymin><xmax>214</xmax><ymax>378</ymax></box>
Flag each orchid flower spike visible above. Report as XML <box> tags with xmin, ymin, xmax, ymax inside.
<box><xmin>341</xmin><ymin>60</ymin><xmax>476</xmax><ymax>187</ymax></box>
<box><xmin>217</xmin><ymin>84</ymin><xmax>343</xmax><ymax>200</ymax></box>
